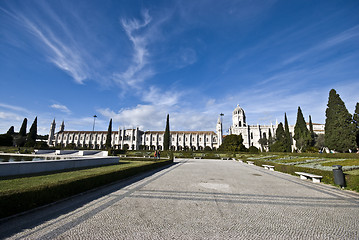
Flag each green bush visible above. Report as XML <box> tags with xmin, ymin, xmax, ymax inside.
<box><xmin>248</xmin><ymin>146</ymin><xmax>259</xmax><ymax>153</ymax></box>
<box><xmin>35</xmin><ymin>141</ymin><xmax>49</xmax><ymax>149</ymax></box>
<box><xmin>346</xmin><ymin>174</ymin><xmax>359</xmax><ymax>192</ymax></box>
<box><xmin>0</xmin><ymin>160</ymin><xmax>173</xmax><ymax>218</ymax></box>
<box><xmin>250</xmin><ymin>158</ymin><xmax>334</xmax><ymax>185</ymax></box>
<box><xmin>305</xmin><ymin>146</ymin><xmax>319</xmax><ymax>153</ymax></box>
<box><xmin>0</xmin><ymin>134</ymin><xmax>13</xmax><ymax>146</ymax></box>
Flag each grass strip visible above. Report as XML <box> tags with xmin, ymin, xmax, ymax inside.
<box><xmin>0</xmin><ymin>159</ymin><xmax>173</xmax><ymax>218</ymax></box>
<box><xmin>246</xmin><ymin>158</ymin><xmax>359</xmax><ymax>193</ymax></box>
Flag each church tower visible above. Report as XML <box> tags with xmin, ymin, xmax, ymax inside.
<box><xmin>232</xmin><ymin>104</ymin><xmax>246</xmax><ymax>128</ymax></box>
<box><xmin>216</xmin><ymin>115</ymin><xmax>223</xmax><ymax>146</ymax></box>
<box><xmin>47</xmin><ymin>119</ymin><xmax>56</xmax><ymax>146</ymax></box>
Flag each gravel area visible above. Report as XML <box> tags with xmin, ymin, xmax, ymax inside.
<box><xmin>1</xmin><ymin>158</ymin><xmax>359</xmax><ymax>239</ymax></box>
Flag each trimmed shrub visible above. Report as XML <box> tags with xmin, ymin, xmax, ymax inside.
<box><xmin>248</xmin><ymin>146</ymin><xmax>259</xmax><ymax>153</ymax></box>
<box><xmin>0</xmin><ymin>160</ymin><xmax>173</xmax><ymax>218</ymax></box>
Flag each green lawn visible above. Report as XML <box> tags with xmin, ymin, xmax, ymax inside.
<box><xmin>321</xmin><ymin>159</ymin><xmax>359</xmax><ymax>167</ymax></box>
<box><xmin>0</xmin><ymin>161</ymin><xmax>152</xmax><ymax>196</ymax></box>
<box><xmin>0</xmin><ymin>159</ymin><xmax>173</xmax><ymax>218</ymax></box>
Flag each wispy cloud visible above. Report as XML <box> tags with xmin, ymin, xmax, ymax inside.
<box><xmin>0</xmin><ymin>102</ymin><xmax>30</xmax><ymax>113</ymax></box>
<box><xmin>113</xmin><ymin>10</ymin><xmax>153</xmax><ymax>90</ymax></box>
<box><xmin>283</xmin><ymin>25</ymin><xmax>359</xmax><ymax>65</ymax></box>
<box><xmin>20</xmin><ymin>17</ymin><xmax>87</xmax><ymax>83</ymax></box>
<box><xmin>98</xmin><ymin>105</ymin><xmax>164</xmax><ymax>130</ymax></box>
<box><xmin>1</xmin><ymin>3</ymin><xmax>108</xmax><ymax>85</ymax></box>
<box><xmin>50</xmin><ymin>104</ymin><xmax>71</xmax><ymax>114</ymax></box>
<box><xmin>142</xmin><ymin>86</ymin><xmax>182</xmax><ymax>106</ymax></box>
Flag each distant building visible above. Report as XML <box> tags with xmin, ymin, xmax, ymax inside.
<box><xmin>47</xmin><ymin>104</ymin><xmax>324</xmax><ymax>151</ymax></box>
<box><xmin>228</xmin><ymin>105</ymin><xmax>324</xmax><ymax>151</ymax></box>
<box><xmin>48</xmin><ymin>119</ymin><xmax>222</xmax><ymax>150</ymax></box>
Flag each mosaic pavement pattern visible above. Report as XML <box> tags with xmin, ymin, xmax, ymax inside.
<box><xmin>1</xmin><ymin>159</ymin><xmax>359</xmax><ymax>239</ymax></box>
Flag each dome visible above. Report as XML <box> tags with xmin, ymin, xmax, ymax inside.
<box><xmin>233</xmin><ymin>104</ymin><xmax>245</xmax><ymax>115</ymax></box>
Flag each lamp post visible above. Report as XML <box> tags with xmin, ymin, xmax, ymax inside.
<box><xmin>92</xmin><ymin>115</ymin><xmax>97</xmax><ymax>132</ymax></box>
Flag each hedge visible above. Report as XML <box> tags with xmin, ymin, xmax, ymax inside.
<box><xmin>247</xmin><ymin>158</ymin><xmax>359</xmax><ymax>192</ymax></box>
<box><xmin>0</xmin><ymin>159</ymin><xmax>173</xmax><ymax>219</ymax></box>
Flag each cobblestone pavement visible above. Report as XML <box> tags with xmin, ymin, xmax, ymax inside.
<box><xmin>1</xmin><ymin>159</ymin><xmax>359</xmax><ymax>239</ymax></box>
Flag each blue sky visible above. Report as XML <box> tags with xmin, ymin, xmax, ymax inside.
<box><xmin>1</xmin><ymin>0</ymin><xmax>359</xmax><ymax>135</ymax></box>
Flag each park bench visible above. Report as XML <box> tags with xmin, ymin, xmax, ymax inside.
<box><xmin>247</xmin><ymin>161</ymin><xmax>254</xmax><ymax>165</ymax></box>
<box><xmin>221</xmin><ymin>157</ymin><xmax>230</xmax><ymax>160</ymax></box>
<box><xmin>262</xmin><ymin>165</ymin><xmax>275</xmax><ymax>171</ymax></box>
<box><xmin>295</xmin><ymin>172</ymin><xmax>323</xmax><ymax>183</ymax></box>
<box><xmin>119</xmin><ymin>155</ymin><xmax>127</xmax><ymax>157</ymax></box>
<box><xmin>194</xmin><ymin>157</ymin><xmax>202</xmax><ymax>159</ymax></box>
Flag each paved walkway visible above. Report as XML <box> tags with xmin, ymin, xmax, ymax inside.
<box><xmin>1</xmin><ymin>159</ymin><xmax>359</xmax><ymax>239</ymax></box>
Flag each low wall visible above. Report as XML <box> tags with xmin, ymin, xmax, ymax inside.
<box><xmin>78</xmin><ymin>150</ymin><xmax>108</xmax><ymax>156</ymax></box>
<box><xmin>55</xmin><ymin>150</ymin><xmax>78</xmax><ymax>155</ymax></box>
<box><xmin>0</xmin><ymin>157</ymin><xmax>119</xmax><ymax>177</ymax></box>
<box><xmin>34</xmin><ymin>150</ymin><xmax>56</xmax><ymax>154</ymax></box>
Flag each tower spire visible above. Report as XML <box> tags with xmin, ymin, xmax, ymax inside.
<box><xmin>48</xmin><ymin>119</ymin><xmax>56</xmax><ymax>147</ymax></box>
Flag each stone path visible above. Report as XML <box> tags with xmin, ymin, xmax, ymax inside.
<box><xmin>1</xmin><ymin>159</ymin><xmax>359</xmax><ymax>239</ymax></box>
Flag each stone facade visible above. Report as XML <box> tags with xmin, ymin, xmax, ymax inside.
<box><xmin>47</xmin><ymin>105</ymin><xmax>324</xmax><ymax>151</ymax></box>
<box><xmin>48</xmin><ymin>120</ymin><xmax>222</xmax><ymax>150</ymax></box>
<box><xmin>228</xmin><ymin>105</ymin><xmax>324</xmax><ymax>151</ymax></box>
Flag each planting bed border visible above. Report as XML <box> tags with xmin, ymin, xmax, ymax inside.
<box><xmin>0</xmin><ymin>159</ymin><xmax>173</xmax><ymax>219</ymax></box>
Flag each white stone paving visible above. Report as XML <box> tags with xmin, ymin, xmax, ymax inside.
<box><xmin>1</xmin><ymin>159</ymin><xmax>359</xmax><ymax>239</ymax></box>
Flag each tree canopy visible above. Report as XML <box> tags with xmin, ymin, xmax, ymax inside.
<box><xmin>105</xmin><ymin>118</ymin><xmax>112</xmax><ymax>149</ymax></box>
<box><xmin>163</xmin><ymin>114</ymin><xmax>170</xmax><ymax>151</ymax></box>
<box><xmin>308</xmin><ymin>115</ymin><xmax>316</xmax><ymax>147</ymax></box>
<box><xmin>19</xmin><ymin>118</ymin><xmax>27</xmax><ymax>137</ymax></box>
<box><xmin>270</xmin><ymin>122</ymin><xmax>286</xmax><ymax>152</ymax></box>
<box><xmin>26</xmin><ymin>117</ymin><xmax>37</xmax><ymax>147</ymax></box>
<box><xmin>219</xmin><ymin>134</ymin><xmax>246</xmax><ymax>152</ymax></box>
<box><xmin>353</xmin><ymin>102</ymin><xmax>359</xmax><ymax>149</ymax></box>
<box><xmin>294</xmin><ymin>107</ymin><xmax>311</xmax><ymax>152</ymax></box>
<box><xmin>6</xmin><ymin>126</ymin><xmax>15</xmax><ymax>135</ymax></box>
<box><xmin>325</xmin><ymin>89</ymin><xmax>356</xmax><ymax>152</ymax></box>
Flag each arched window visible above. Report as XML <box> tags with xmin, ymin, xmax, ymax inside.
<box><xmin>263</xmin><ymin>132</ymin><xmax>267</xmax><ymax>139</ymax></box>
<box><xmin>251</xmin><ymin>132</ymin><xmax>253</xmax><ymax>139</ymax></box>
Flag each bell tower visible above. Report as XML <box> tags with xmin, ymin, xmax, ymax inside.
<box><xmin>232</xmin><ymin>104</ymin><xmax>246</xmax><ymax>128</ymax></box>
<box><xmin>48</xmin><ymin>119</ymin><xmax>56</xmax><ymax>146</ymax></box>
<box><xmin>216</xmin><ymin>114</ymin><xmax>223</xmax><ymax>146</ymax></box>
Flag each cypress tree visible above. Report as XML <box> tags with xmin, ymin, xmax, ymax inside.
<box><xmin>284</xmin><ymin>113</ymin><xmax>292</xmax><ymax>152</ymax></box>
<box><xmin>270</xmin><ymin>122</ymin><xmax>286</xmax><ymax>152</ymax></box>
<box><xmin>105</xmin><ymin>119</ymin><xmax>112</xmax><ymax>149</ymax></box>
<box><xmin>308</xmin><ymin>115</ymin><xmax>315</xmax><ymax>147</ymax></box>
<box><xmin>325</xmin><ymin>89</ymin><xmax>356</xmax><ymax>152</ymax></box>
<box><xmin>163</xmin><ymin>114</ymin><xmax>170</xmax><ymax>151</ymax></box>
<box><xmin>26</xmin><ymin>117</ymin><xmax>37</xmax><ymax>146</ymax></box>
<box><xmin>19</xmin><ymin>118</ymin><xmax>27</xmax><ymax>137</ymax></box>
<box><xmin>268</xmin><ymin>129</ymin><xmax>274</xmax><ymax>147</ymax></box>
<box><xmin>353</xmin><ymin>102</ymin><xmax>359</xmax><ymax>149</ymax></box>
<box><xmin>7</xmin><ymin>126</ymin><xmax>15</xmax><ymax>135</ymax></box>
<box><xmin>294</xmin><ymin>107</ymin><xmax>310</xmax><ymax>152</ymax></box>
